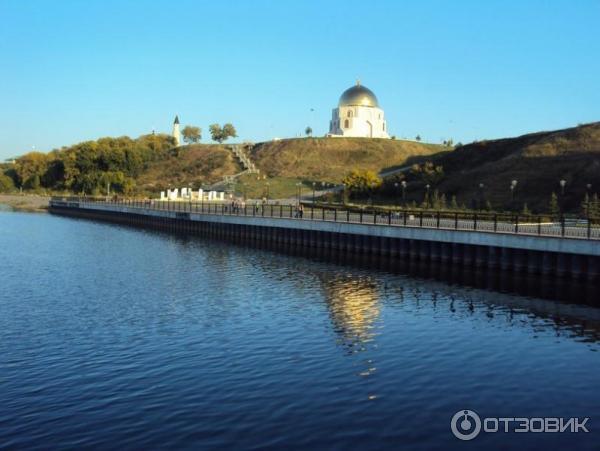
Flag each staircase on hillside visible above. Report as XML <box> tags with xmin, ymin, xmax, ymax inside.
<box><xmin>206</xmin><ymin>144</ymin><xmax>259</xmax><ymax>193</ymax></box>
<box><xmin>229</xmin><ymin>144</ymin><xmax>258</xmax><ymax>174</ymax></box>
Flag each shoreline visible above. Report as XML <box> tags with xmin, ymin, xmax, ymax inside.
<box><xmin>0</xmin><ymin>194</ymin><xmax>50</xmax><ymax>212</ymax></box>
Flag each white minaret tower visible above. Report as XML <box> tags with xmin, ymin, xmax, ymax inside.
<box><xmin>172</xmin><ymin>115</ymin><xmax>181</xmax><ymax>146</ymax></box>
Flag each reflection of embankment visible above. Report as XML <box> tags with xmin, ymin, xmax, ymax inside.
<box><xmin>264</xmin><ymin>249</ymin><xmax>600</xmax><ymax>345</ymax></box>
<box><xmin>458</xmin><ymin>287</ymin><xmax>600</xmax><ymax>344</ymax></box>
<box><xmin>171</xmin><ymin>233</ymin><xmax>600</xmax><ymax>345</ymax></box>
<box><xmin>274</xmin><ymin>244</ymin><xmax>600</xmax><ymax>306</ymax></box>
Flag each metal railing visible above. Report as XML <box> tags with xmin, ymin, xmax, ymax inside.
<box><xmin>50</xmin><ymin>197</ymin><xmax>600</xmax><ymax>241</ymax></box>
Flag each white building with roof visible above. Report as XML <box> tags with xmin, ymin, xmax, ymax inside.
<box><xmin>328</xmin><ymin>81</ymin><xmax>389</xmax><ymax>139</ymax></box>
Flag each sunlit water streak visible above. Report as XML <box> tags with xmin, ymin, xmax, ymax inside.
<box><xmin>0</xmin><ymin>210</ymin><xmax>598</xmax><ymax>450</ymax></box>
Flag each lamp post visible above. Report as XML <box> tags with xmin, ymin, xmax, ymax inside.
<box><xmin>296</xmin><ymin>182</ymin><xmax>301</xmax><ymax>205</ymax></box>
<box><xmin>266</xmin><ymin>182</ymin><xmax>270</xmax><ymax>202</ymax></box>
<box><xmin>586</xmin><ymin>183</ymin><xmax>592</xmax><ymax>218</ymax></box>
<box><xmin>394</xmin><ymin>182</ymin><xmax>399</xmax><ymax>206</ymax></box>
<box><xmin>425</xmin><ymin>184</ymin><xmax>431</xmax><ymax>209</ymax></box>
<box><xmin>558</xmin><ymin>179</ymin><xmax>567</xmax><ymax>216</ymax></box>
<box><xmin>510</xmin><ymin>179</ymin><xmax>518</xmax><ymax>209</ymax></box>
<box><xmin>479</xmin><ymin>183</ymin><xmax>485</xmax><ymax>210</ymax></box>
<box><xmin>312</xmin><ymin>182</ymin><xmax>316</xmax><ymax>205</ymax></box>
<box><xmin>401</xmin><ymin>180</ymin><xmax>407</xmax><ymax>206</ymax></box>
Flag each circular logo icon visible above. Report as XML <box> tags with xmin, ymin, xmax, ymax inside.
<box><xmin>451</xmin><ymin>410</ymin><xmax>482</xmax><ymax>441</ymax></box>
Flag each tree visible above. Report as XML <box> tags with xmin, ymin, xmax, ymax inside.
<box><xmin>14</xmin><ymin>152</ymin><xmax>49</xmax><ymax>188</ymax></box>
<box><xmin>591</xmin><ymin>194</ymin><xmax>600</xmax><ymax>220</ymax></box>
<box><xmin>410</xmin><ymin>161</ymin><xmax>444</xmax><ymax>185</ymax></box>
<box><xmin>0</xmin><ymin>173</ymin><xmax>15</xmax><ymax>192</ymax></box>
<box><xmin>415</xmin><ymin>135</ymin><xmax>421</xmax><ymax>142</ymax></box>
<box><xmin>222</xmin><ymin>123</ymin><xmax>237</xmax><ymax>142</ymax></box>
<box><xmin>209</xmin><ymin>124</ymin><xmax>223</xmax><ymax>143</ymax></box>
<box><xmin>431</xmin><ymin>190</ymin><xmax>446</xmax><ymax>210</ymax></box>
<box><xmin>209</xmin><ymin>123</ymin><xmax>238</xmax><ymax>143</ymax></box>
<box><xmin>451</xmin><ymin>195</ymin><xmax>459</xmax><ymax>210</ymax></box>
<box><xmin>342</xmin><ymin>169</ymin><xmax>382</xmax><ymax>198</ymax></box>
<box><xmin>99</xmin><ymin>171</ymin><xmax>135</xmax><ymax>194</ymax></box>
<box><xmin>305</xmin><ymin>126</ymin><xmax>313</xmax><ymax>137</ymax></box>
<box><xmin>549</xmin><ymin>192</ymin><xmax>559</xmax><ymax>219</ymax></box>
<box><xmin>182</xmin><ymin>125</ymin><xmax>201</xmax><ymax>144</ymax></box>
<box><xmin>23</xmin><ymin>174</ymin><xmax>41</xmax><ymax>190</ymax></box>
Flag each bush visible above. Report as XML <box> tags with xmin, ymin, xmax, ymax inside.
<box><xmin>0</xmin><ymin>173</ymin><xmax>15</xmax><ymax>192</ymax></box>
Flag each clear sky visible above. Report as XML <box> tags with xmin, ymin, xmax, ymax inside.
<box><xmin>1</xmin><ymin>0</ymin><xmax>599</xmax><ymax>159</ymax></box>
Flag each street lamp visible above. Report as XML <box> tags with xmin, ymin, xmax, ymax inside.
<box><xmin>425</xmin><ymin>184</ymin><xmax>431</xmax><ymax>209</ymax></box>
<box><xmin>559</xmin><ymin>179</ymin><xmax>566</xmax><ymax>196</ymax></box>
<box><xmin>296</xmin><ymin>182</ymin><xmax>301</xmax><ymax>205</ymax></box>
<box><xmin>586</xmin><ymin>183</ymin><xmax>592</xmax><ymax>218</ymax></box>
<box><xmin>401</xmin><ymin>180</ymin><xmax>407</xmax><ymax>205</ymax></box>
<box><xmin>266</xmin><ymin>182</ymin><xmax>270</xmax><ymax>202</ymax></box>
<box><xmin>510</xmin><ymin>179</ymin><xmax>518</xmax><ymax>202</ymax></box>
<box><xmin>394</xmin><ymin>182</ymin><xmax>399</xmax><ymax>205</ymax></box>
<box><xmin>312</xmin><ymin>182</ymin><xmax>316</xmax><ymax>205</ymax></box>
<box><xmin>479</xmin><ymin>183</ymin><xmax>485</xmax><ymax>209</ymax></box>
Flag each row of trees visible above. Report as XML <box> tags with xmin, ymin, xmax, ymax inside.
<box><xmin>1</xmin><ymin>134</ymin><xmax>176</xmax><ymax>194</ymax></box>
<box><xmin>181</xmin><ymin>123</ymin><xmax>237</xmax><ymax>144</ymax></box>
<box><xmin>339</xmin><ymin>166</ymin><xmax>600</xmax><ymax>218</ymax></box>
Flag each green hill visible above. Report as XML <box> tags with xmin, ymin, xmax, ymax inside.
<box><xmin>6</xmin><ymin>122</ymin><xmax>598</xmax><ymax>212</ymax></box>
<box><xmin>136</xmin><ymin>144</ymin><xmax>241</xmax><ymax>192</ymax></box>
<box><xmin>117</xmin><ymin>137</ymin><xmax>444</xmax><ymax>197</ymax></box>
<box><xmin>249</xmin><ymin>137</ymin><xmax>443</xmax><ymax>182</ymax></box>
<box><xmin>233</xmin><ymin>137</ymin><xmax>445</xmax><ymax>198</ymax></box>
<box><xmin>401</xmin><ymin>122</ymin><xmax>600</xmax><ymax>213</ymax></box>
<box><xmin>1</xmin><ymin>135</ymin><xmax>443</xmax><ymax>198</ymax></box>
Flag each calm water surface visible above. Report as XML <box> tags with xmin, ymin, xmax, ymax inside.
<box><xmin>0</xmin><ymin>210</ymin><xmax>599</xmax><ymax>450</ymax></box>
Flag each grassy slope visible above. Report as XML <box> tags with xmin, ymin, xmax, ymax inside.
<box><xmin>135</xmin><ymin>145</ymin><xmax>241</xmax><ymax>193</ymax></box>
<box><xmin>134</xmin><ymin>138</ymin><xmax>444</xmax><ymax>198</ymax></box>
<box><xmin>414</xmin><ymin>122</ymin><xmax>600</xmax><ymax>212</ymax></box>
<box><xmin>249</xmin><ymin>137</ymin><xmax>444</xmax><ymax>182</ymax></box>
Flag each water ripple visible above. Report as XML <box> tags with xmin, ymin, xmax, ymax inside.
<box><xmin>0</xmin><ymin>211</ymin><xmax>599</xmax><ymax>450</ymax></box>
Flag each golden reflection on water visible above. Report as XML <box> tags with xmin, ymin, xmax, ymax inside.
<box><xmin>322</xmin><ymin>276</ymin><xmax>382</xmax><ymax>400</ymax></box>
<box><xmin>323</xmin><ymin>276</ymin><xmax>381</xmax><ymax>349</ymax></box>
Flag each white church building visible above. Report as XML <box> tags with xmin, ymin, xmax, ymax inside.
<box><xmin>328</xmin><ymin>81</ymin><xmax>390</xmax><ymax>139</ymax></box>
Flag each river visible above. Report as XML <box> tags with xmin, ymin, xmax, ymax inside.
<box><xmin>0</xmin><ymin>209</ymin><xmax>598</xmax><ymax>450</ymax></box>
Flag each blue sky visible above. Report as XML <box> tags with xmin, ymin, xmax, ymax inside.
<box><xmin>0</xmin><ymin>0</ymin><xmax>599</xmax><ymax>159</ymax></box>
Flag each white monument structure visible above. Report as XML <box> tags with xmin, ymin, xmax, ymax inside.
<box><xmin>328</xmin><ymin>81</ymin><xmax>389</xmax><ymax>139</ymax></box>
<box><xmin>172</xmin><ymin>115</ymin><xmax>181</xmax><ymax>146</ymax></box>
<box><xmin>160</xmin><ymin>187</ymin><xmax>225</xmax><ymax>202</ymax></box>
